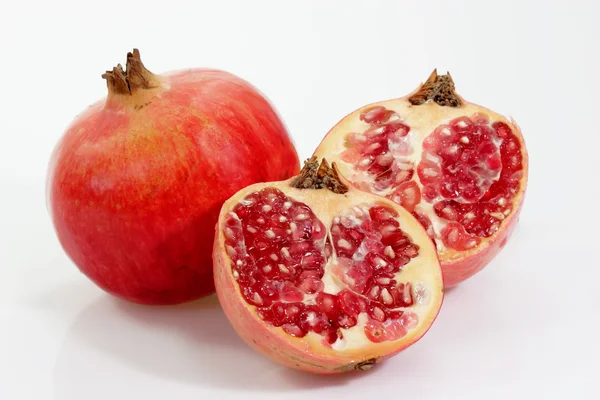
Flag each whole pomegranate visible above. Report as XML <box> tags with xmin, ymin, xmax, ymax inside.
<box><xmin>213</xmin><ymin>157</ymin><xmax>443</xmax><ymax>374</ymax></box>
<box><xmin>47</xmin><ymin>49</ymin><xmax>299</xmax><ymax>305</ymax></box>
<box><xmin>313</xmin><ymin>70</ymin><xmax>528</xmax><ymax>287</ymax></box>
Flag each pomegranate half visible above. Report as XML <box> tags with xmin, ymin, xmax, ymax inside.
<box><xmin>313</xmin><ymin>71</ymin><xmax>528</xmax><ymax>287</ymax></box>
<box><xmin>47</xmin><ymin>49</ymin><xmax>299</xmax><ymax>305</ymax></box>
<box><xmin>214</xmin><ymin>158</ymin><xmax>443</xmax><ymax>374</ymax></box>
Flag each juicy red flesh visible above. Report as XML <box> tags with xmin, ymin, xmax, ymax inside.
<box><xmin>419</xmin><ymin>114</ymin><xmax>523</xmax><ymax>248</ymax></box>
<box><xmin>340</xmin><ymin>107</ymin><xmax>421</xmax><ymax>214</ymax></box>
<box><xmin>223</xmin><ymin>188</ymin><xmax>420</xmax><ymax>344</ymax></box>
<box><xmin>341</xmin><ymin>106</ymin><xmax>415</xmax><ymax>193</ymax></box>
<box><xmin>340</xmin><ymin>107</ymin><xmax>524</xmax><ymax>252</ymax></box>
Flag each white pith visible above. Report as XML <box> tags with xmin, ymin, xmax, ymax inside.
<box><xmin>220</xmin><ymin>182</ymin><xmax>443</xmax><ymax>354</ymax></box>
<box><xmin>313</xmin><ymin>99</ymin><xmax>525</xmax><ymax>257</ymax></box>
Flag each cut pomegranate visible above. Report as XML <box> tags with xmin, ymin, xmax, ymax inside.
<box><xmin>313</xmin><ymin>70</ymin><xmax>528</xmax><ymax>287</ymax></box>
<box><xmin>214</xmin><ymin>158</ymin><xmax>443</xmax><ymax>374</ymax></box>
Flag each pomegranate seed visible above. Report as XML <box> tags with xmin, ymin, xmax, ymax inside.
<box><xmin>380</xmin><ymin>288</ymin><xmax>393</xmax><ymax>305</ymax></box>
<box><xmin>339</xmin><ymin>290</ymin><xmax>363</xmax><ymax>317</ymax></box>
<box><xmin>282</xmin><ymin>324</ymin><xmax>306</xmax><ymax>338</ymax></box>
<box><xmin>360</xmin><ymin>106</ymin><xmax>387</xmax><ymax>123</ymax></box>
<box><xmin>370</xmin><ymin>306</ymin><xmax>386</xmax><ymax>322</ymax></box>
<box><xmin>337</xmin><ymin>239</ymin><xmax>353</xmax><ymax>251</ymax></box>
<box><xmin>377</xmin><ymin>152</ymin><xmax>394</xmax><ymax>166</ymax></box>
<box><xmin>369</xmin><ymin>285</ymin><xmax>381</xmax><ymax>299</ymax></box>
<box><xmin>364</xmin><ymin>322</ymin><xmax>386</xmax><ymax>343</ymax></box>
<box><xmin>451</xmin><ymin>116</ymin><xmax>474</xmax><ymax>134</ymax></box>
<box><xmin>298</xmin><ymin>276</ymin><xmax>324</xmax><ymax>294</ymax></box>
<box><xmin>316</xmin><ymin>292</ymin><xmax>337</xmax><ymax>313</ymax></box>
<box><xmin>402</xmin><ymin>283</ymin><xmax>413</xmax><ymax>306</ymax></box>
<box><xmin>280</xmin><ymin>283</ymin><xmax>303</xmax><ymax>302</ymax></box>
<box><xmin>388</xmin><ymin>310</ymin><xmax>404</xmax><ymax>320</ymax></box>
<box><xmin>369</xmin><ymin>205</ymin><xmax>398</xmax><ymax>221</ymax></box>
<box><xmin>384</xmin><ymin>321</ymin><xmax>408</xmax><ymax>341</ymax></box>
<box><xmin>337</xmin><ymin>314</ymin><xmax>357</xmax><ymax>329</ymax></box>
<box><xmin>384</xmin><ymin>246</ymin><xmax>395</xmax><ymax>259</ymax></box>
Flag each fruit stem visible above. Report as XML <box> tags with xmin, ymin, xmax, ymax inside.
<box><xmin>408</xmin><ymin>69</ymin><xmax>463</xmax><ymax>107</ymax></box>
<box><xmin>291</xmin><ymin>157</ymin><xmax>348</xmax><ymax>194</ymax></box>
<box><xmin>102</xmin><ymin>49</ymin><xmax>160</xmax><ymax>95</ymax></box>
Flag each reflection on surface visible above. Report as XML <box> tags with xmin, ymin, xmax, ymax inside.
<box><xmin>53</xmin><ymin>291</ymin><xmax>356</xmax><ymax>398</ymax></box>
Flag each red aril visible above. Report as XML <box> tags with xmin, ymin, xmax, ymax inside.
<box><xmin>313</xmin><ymin>70</ymin><xmax>528</xmax><ymax>287</ymax></box>
<box><xmin>47</xmin><ymin>49</ymin><xmax>299</xmax><ymax>305</ymax></box>
<box><xmin>213</xmin><ymin>158</ymin><xmax>443</xmax><ymax>374</ymax></box>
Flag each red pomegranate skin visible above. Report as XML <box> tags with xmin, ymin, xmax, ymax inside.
<box><xmin>47</xmin><ymin>68</ymin><xmax>299</xmax><ymax>305</ymax></box>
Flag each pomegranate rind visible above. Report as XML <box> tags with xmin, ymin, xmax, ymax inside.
<box><xmin>47</xmin><ymin>54</ymin><xmax>300</xmax><ymax>305</ymax></box>
<box><xmin>213</xmin><ymin>179</ymin><xmax>443</xmax><ymax>374</ymax></box>
<box><xmin>313</xmin><ymin>89</ymin><xmax>528</xmax><ymax>288</ymax></box>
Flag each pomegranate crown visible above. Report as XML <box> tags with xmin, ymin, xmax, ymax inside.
<box><xmin>408</xmin><ymin>69</ymin><xmax>462</xmax><ymax>107</ymax></box>
<box><xmin>291</xmin><ymin>157</ymin><xmax>348</xmax><ymax>194</ymax></box>
<box><xmin>102</xmin><ymin>48</ymin><xmax>160</xmax><ymax>95</ymax></box>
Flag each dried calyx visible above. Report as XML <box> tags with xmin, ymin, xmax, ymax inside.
<box><xmin>291</xmin><ymin>157</ymin><xmax>348</xmax><ymax>194</ymax></box>
<box><xmin>408</xmin><ymin>69</ymin><xmax>462</xmax><ymax>107</ymax></box>
<box><xmin>102</xmin><ymin>49</ymin><xmax>160</xmax><ymax>95</ymax></box>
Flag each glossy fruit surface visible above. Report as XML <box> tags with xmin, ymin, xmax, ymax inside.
<box><xmin>47</xmin><ymin>49</ymin><xmax>299</xmax><ymax>304</ymax></box>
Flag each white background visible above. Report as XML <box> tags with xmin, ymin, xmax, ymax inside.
<box><xmin>1</xmin><ymin>0</ymin><xmax>599</xmax><ymax>398</ymax></box>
